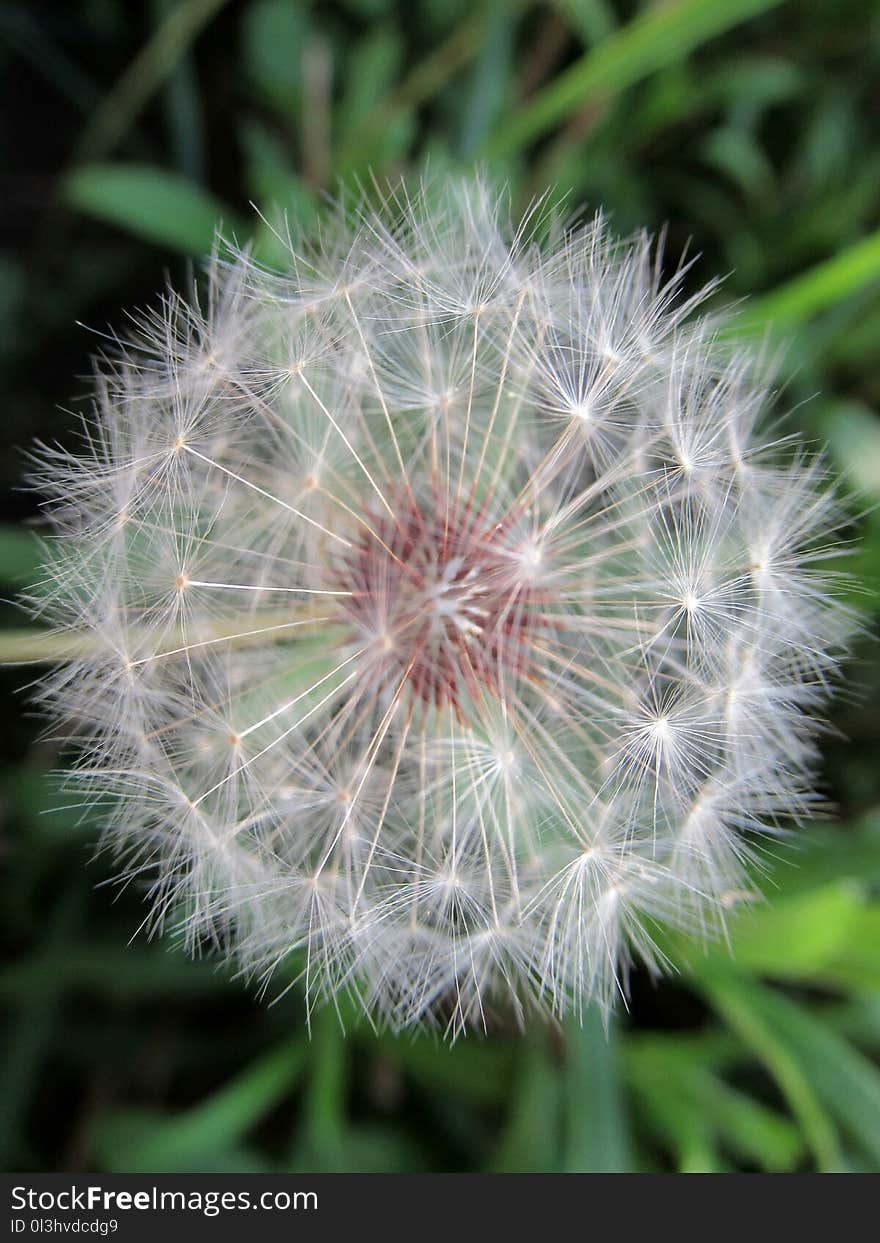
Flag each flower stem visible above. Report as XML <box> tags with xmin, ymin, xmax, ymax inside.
<box><xmin>0</xmin><ymin>608</ymin><xmax>328</xmax><ymax>665</ymax></box>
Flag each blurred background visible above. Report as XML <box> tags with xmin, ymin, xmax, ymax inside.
<box><xmin>2</xmin><ymin>0</ymin><xmax>880</xmax><ymax>1174</ymax></box>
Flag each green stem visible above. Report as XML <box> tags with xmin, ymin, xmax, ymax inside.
<box><xmin>562</xmin><ymin>1007</ymin><xmax>633</xmax><ymax>1172</ymax></box>
<box><xmin>0</xmin><ymin>609</ymin><xmax>328</xmax><ymax>665</ymax></box>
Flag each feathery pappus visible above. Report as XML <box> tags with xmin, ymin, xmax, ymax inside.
<box><xmin>26</xmin><ymin>180</ymin><xmax>852</xmax><ymax>1036</ymax></box>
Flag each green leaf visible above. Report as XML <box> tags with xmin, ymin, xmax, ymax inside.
<box><xmin>722</xmin><ymin>883</ymin><xmax>866</xmax><ymax>980</ymax></box>
<box><xmin>239</xmin><ymin>119</ymin><xmax>318</xmax><ymax>266</ymax></box>
<box><xmin>711</xmin><ymin>55</ymin><xmax>804</xmax><ymax>114</ymax></box>
<box><xmin>769</xmin><ymin>816</ymin><xmax>880</xmax><ymax>895</ymax></box>
<box><xmin>626</xmin><ymin>1046</ymin><xmax>803</xmax><ymax>1171</ymax></box>
<box><xmin>333</xmin><ymin>1123</ymin><xmax>428</xmax><ymax>1173</ymax></box>
<box><xmin>697</xmin><ymin>1071</ymin><xmax>804</xmax><ymax>1171</ymax></box>
<box><xmin>820</xmin><ymin>401</ymin><xmax>880</xmax><ymax>500</ymax></box>
<box><xmin>242</xmin><ymin>0</ymin><xmax>308</xmax><ymax>117</ymax></box>
<box><xmin>724</xmin><ymin>982</ymin><xmax>880</xmax><ymax>1166</ymax></box>
<box><xmin>553</xmin><ymin>0</ymin><xmax>617</xmax><ymax>46</ymax></box>
<box><xmin>483</xmin><ymin>0</ymin><xmax>785</xmax><ymax>157</ymax></box>
<box><xmin>295</xmin><ymin>1006</ymin><xmax>348</xmax><ymax>1170</ymax></box>
<box><xmin>336</xmin><ymin>13</ymin><xmax>488</xmax><ymax>168</ymax></box>
<box><xmin>374</xmin><ymin>1032</ymin><xmax>516</xmax><ymax>1106</ymax></box>
<box><xmin>95</xmin><ymin>1111</ymin><xmax>269</xmax><ymax>1173</ymax></box>
<box><xmin>626</xmin><ymin>1050</ymin><xmax>721</xmax><ymax>1172</ymax></box>
<box><xmin>697</xmin><ymin>974</ymin><xmax>843</xmax><ymax>1171</ymax></box>
<box><xmin>64</xmin><ymin>163</ymin><xmax>244</xmax><ymax>255</ymax></box>
<box><xmin>96</xmin><ymin>1039</ymin><xmax>306</xmax><ymax>1171</ymax></box>
<box><xmin>815</xmin><ymin>908</ymin><xmax>880</xmax><ymax>994</ymax></box>
<box><xmin>334</xmin><ymin>29</ymin><xmax>413</xmax><ymax>178</ymax></box>
<box><xmin>457</xmin><ymin>0</ymin><xmax>515</xmax><ymax>158</ymax></box>
<box><xmin>699</xmin><ymin>126</ymin><xmax>774</xmax><ymax>199</ymax></box>
<box><xmin>490</xmin><ymin>1043</ymin><xmax>560</xmax><ymax>1172</ymax></box>
<box><xmin>733</xmin><ymin>227</ymin><xmax>880</xmax><ymax>334</ymax></box>
<box><xmin>337</xmin><ymin>27</ymin><xmax>404</xmax><ymax>153</ymax></box>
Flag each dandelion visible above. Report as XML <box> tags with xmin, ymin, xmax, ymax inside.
<box><xmin>27</xmin><ymin>180</ymin><xmax>851</xmax><ymax>1036</ymax></box>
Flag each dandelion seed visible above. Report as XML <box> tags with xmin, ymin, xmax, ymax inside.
<box><xmin>26</xmin><ymin>178</ymin><xmax>852</xmax><ymax>1034</ymax></box>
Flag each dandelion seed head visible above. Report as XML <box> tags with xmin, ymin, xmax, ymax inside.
<box><xmin>27</xmin><ymin>178</ymin><xmax>852</xmax><ymax>1034</ymax></box>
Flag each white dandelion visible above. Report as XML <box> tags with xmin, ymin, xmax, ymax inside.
<box><xmin>26</xmin><ymin>179</ymin><xmax>852</xmax><ymax>1036</ymax></box>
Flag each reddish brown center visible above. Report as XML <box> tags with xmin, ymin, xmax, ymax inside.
<box><xmin>336</xmin><ymin>491</ymin><xmax>542</xmax><ymax>710</ymax></box>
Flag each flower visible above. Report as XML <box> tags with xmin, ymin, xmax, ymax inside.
<box><xmin>28</xmin><ymin>180</ymin><xmax>850</xmax><ymax>1035</ymax></box>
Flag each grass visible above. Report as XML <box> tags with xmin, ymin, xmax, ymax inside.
<box><xmin>1</xmin><ymin>0</ymin><xmax>878</xmax><ymax>1174</ymax></box>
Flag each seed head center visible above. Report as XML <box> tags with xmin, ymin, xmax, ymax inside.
<box><xmin>336</xmin><ymin>490</ymin><xmax>542</xmax><ymax>709</ymax></box>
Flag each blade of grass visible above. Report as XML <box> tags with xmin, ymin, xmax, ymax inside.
<box><xmin>730</xmin><ymin>227</ymin><xmax>880</xmax><ymax>334</ymax></box>
<box><xmin>153</xmin><ymin>0</ymin><xmax>206</xmax><ymax>182</ymax></box>
<box><xmin>627</xmin><ymin>1047</ymin><xmax>803</xmax><ymax>1171</ymax></box>
<box><xmin>242</xmin><ymin>0</ymin><xmax>309</xmax><ymax>118</ymax></box>
<box><xmin>73</xmin><ymin>0</ymin><xmax>232</xmax><ymax>164</ymax></box>
<box><xmin>699</xmin><ymin>1072</ymin><xmax>804</xmax><ymax>1171</ymax></box>
<box><xmin>696</xmin><ymin>972</ymin><xmax>843</xmax><ymax>1171</ymax></box>
<box><xmin>0</xmin><ymin>6</ymin><xmax>100</xmax><ymax>113</ymax></box>
<box><xmin>99</xmin><ymin>1039</ymin><xmax>306</xmax><ymax>1172</ymax></box>
<box><xmin>490</xmin><ymin>1042</ymin><xmax>561</xmax><ymax>1172</ymax></box>
<box><xmin>300</xmin><ymin>1006</ymin><xmax>347</xmax><ymax>1168</ymax></box>
<box><xmin>336</xmin><ymin>12</ymin><xmax>490</xmax><ymax>168</ymax></box>
<box><xmin>728</xmin><ymin>982</ymin><xmax>880</xmax><ymax>1165</ymax></box>
<box><xmin>634</xmin><ymin>1081</ymin><xmax>721</xmax><ymax>1172</ymax></box>
<box><xmin>482</xmin><ymin>0</ymin><xmax>784</xmax><ymax>158</ymax></box>
<box><xmin>458</xmin><ymin>0</ymin><xmax>516</xmax><ymax>158</ymax></box>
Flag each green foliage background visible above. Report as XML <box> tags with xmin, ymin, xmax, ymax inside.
<box><xmin>2</xmin><ymin>0</ymin><xmax>880</xmax><ymax>1173</ymax></box>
